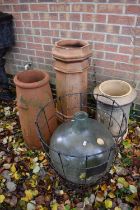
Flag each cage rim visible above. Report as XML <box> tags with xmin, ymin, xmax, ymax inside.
<box><xmin>35</xmin><ymin>93</ymin><xmax>127</xmax><ymax>158</ymax></box>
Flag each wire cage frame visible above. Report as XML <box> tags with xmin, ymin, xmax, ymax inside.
<box><xmin>35</xmin><ymin>93</ymin><xmax>127</xmax><ymax>188</ymax></box>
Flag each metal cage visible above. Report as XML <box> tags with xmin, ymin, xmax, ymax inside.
<box><xmin>35</xmin><ymin>93</ymin><xmax>127</xmax><ymax>188</ymax></box>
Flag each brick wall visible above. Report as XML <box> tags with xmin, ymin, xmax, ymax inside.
<box><xmin>1</xmin><ymin>0</ymin><xmax>140</xmax><ymax>105</ymax></box>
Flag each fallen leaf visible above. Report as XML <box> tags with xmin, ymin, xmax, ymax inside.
<box><xmin>64</xmin><ymin>205</ymin><xmax>70</xmax><ymax>210</ymax></box>
<box><xmin>89</xmin><ymin>194</ymin><xmax>95</xmax><ymax>204</ymax></box>
<box><xmin>95</xmin><ymin>192</ymin><xmax>104</xmax><ymax>202</ymax></box>
<box><xmin>21</xmin><ymin>189</ymin><xmax>38</xmax><ymax>202</ymax></box>
<box><xmin>10</xmin><ymin>163</ymin><xmax>16</xmax><ymax>174</ymax></box>
<box><xmin>27</xmin><ymin>201</ymin><xmax>36</xmax><ymax>210</ymax></box>
<box><xmin>51</xmin><ymin>202</ymin><xmax>58</xmax><ymax>210</ymax></box>
<box><xmin>6</xmin><ymin>181</ymin><xmax>16</xmax><ymax>192</ymax></box>
<box><xmin>129</xmin><ymin>185</ymin><xmax>137</xmax><ymax>193</ymax></box>
<box><xmin>104</xmin><ymin>199</ymin><xmax>112</xmax><ymax>209</ymax></box>
<box><xmin>125</xmin><ymin>193</ymin><xmax>137</xmax><ymax>203</ymax></box>
<box><xmin>108</xmin><ymin>192</ymin><xmax>115</xmax><ymax>198</ymax></box>
<box><xmin>117</xmin><ymin>177</ymin><xmax>129</xmax><ymax>188</ymax></box>
<box><xmin>35</xmin><ymin>195</ymin><xmax>45</xmax><ymax>205</ymax></box>
<box><xmin>115</xmin><ymin>166</ymin><xmax>128</xmax><ymax>176</ymax></box>
<box><xmin>9</xmin><ymin>195</ymin><xmax>17</xmax><ymax>207</ymax></box>
<box><xmin>33</xmin><ymin>165</ymin><xmax>40</xmax><ymax>174</ymax></box>
<box><xmin>3</xmin><ymin>163</ymin><xmax>11</xmax><ymax>169</ymax></box>
<box><xmin>101</xmin><ymin>183</ymin><xmax>107</xmax><ymax>192</ymax></box>
<box><xmin>0</xmin><ymin>194</ymin><xmax>5</xmax><ymax>203</ymax></box>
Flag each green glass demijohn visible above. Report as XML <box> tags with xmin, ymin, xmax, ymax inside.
<box><xmin>50</xmin><ymin>111</ymin><xmax>115</xmax><ymax>185</ymax></box>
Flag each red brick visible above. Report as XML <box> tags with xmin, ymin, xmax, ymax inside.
<box><xmin>97</xmin><ymin>4</ymin><xmax>123</xmax><ymax>14</ymax></box>
<box><xmin>103</xmin><ymin>68</ymin><xmax>130</xmax><ymax>81</ymax></box>
<box><xmin>30</xmin><ymin>4</ymin><xmax>48</xmax><ymax>11</ymax></box>
<box><xmin>24</xmin><ymin>28</ymin><xmax>33</xmax><ymax>35</ymax></box>
<box><xmin>131</xmin><ymin>57</ymin><xmax>140</xmax><ymax>65</ymax></box>
<box><xmin>128</xmin><ymin>73</ymin><xmax>140</xmax><ymax>82</ymax></box>
<box><xmin>41</xmin><ymin>29</ymin><xmax>59</xmax><ymax>37</ymax></box>
<box><xmin>61</xmin><ymin>31</ymin><xmax>81</xmax><ymax>39</ymax></box>
<box><xmin>43</xmin><ymin>37</ymin><xmax>51</xmax><ymax>44</ymax></box>
<box><xmin>135</xmin><ymin>28</ymin><xmax>140</xmax><ymax>36</ymax></box>
<box><xmin>113</xmin><ymin>70</ymin><xmax>129</xmax><ymax>80</ymax></box>
<box><xmin>122</xmin><ymin>26</ymin><xmax>140</xmax><ymax>37</ymax></box>
<box><xmin>59</xmin><ymin>13</ymin><xmax>81</xmax><ymax>22</ymax></box>
<box><xmin>17</xmin><ymin>34</ymin><xmax>26</xmax><ymax>42</ymax></box>
<box><xmin>105</xmin><ymin>52</ymin><xmax>129</xmax><ymax>63</ymax></box>
<box><xmin>45</xmin><ymin>52</ymin><xmax>52</xmax><ymax>59</ymax></box>
<box><xmin>22</xmin><ymin>13</ymin><xmax>31</xmax><ymax>20</ymax></box>
<box><xmin>52</xmin><ymin>37</ymin><xmax>60</xmax><ymax>44</ymax></box>
<box><xmin>3</xmin><ymin>0</ymin><xmax>18</xmax><ymax>3</ymax></box>
<box><xmin>19</xmin><ymin>48</ymin><xmax>35</xmax><ymax>56</ymax></box>
<box><xmin>44</xmin><ymin>45</ymin><xmax>53</xmax><ymax>52</ymax></box>
<box><xmin>72</xmin><ymin>22</ymin><xmax>93</xmax><ymax>31</ymax></box>
<box><xmin>27</xmin><ymin>43</ymin><xmax>43</xmax><ymax>50</ymax></box>
<box><xmin>31</xmin><ymin>13</ymin><xmax>39</xmax><ymax>20</ymax></box>
<box><xmin>13</xmin><ymin>4</ymin><xmax>29</xmax><ymax>11</ymax></box>
<box><xmin>82</xmin><ymin>14</ymin><xmax>93</xmax><ymax>22</ymax></box>
<box><xmin>12</xmin><ymin>59</ymin><xmax>22</xmax><ymax>65</ymax></box>
<box><xmin>93</xmin><ymin>51</ymin><xmax>104</xmax><ymax>59</ymax></box>
<box><xmin>19</xmin><ymin>0</ymin><xmax>36</xmax><ymax>2</ymax></box>
<box><xmin>14</xmin><ymin>27</ymin><xmax>24</xmax><ymax>34</ymax></box>
<box><xmin>135</xmin><ymin>47</ymin><xmax>140</xmax><ymax>56</ymax></box>
<box><xmin>23</xmin><ymin>21</ymin><xmax>32</xmax><ymax>28</ymax></box>
<box><xmin>25</xmin><ymin>36</ymin><xmax>34</xmax><ymax>43</ymax></box>
<box><xmin>137</xmin><ymin>17</ymin><xmax>140</xmax><ymax>26</ymax></box>
<box><xmin>93</xmin><ymin>33</ymin><xmax>105</xmax><ymax>42</ymax></box>
<box><xmin>17</xmin><ymin>34</ymin><xmax>33</xmax><ymax>42</ymax></box>
<box><xmin>34</xmin><ymin>37</ymin><xmax>43</xmax><ymax>43</ymax></box>
<box><xmin>135</xmin><ymin>38</ymin><xmax>140</xmax><ymax>47</ymax></box>
<box><xmin>82</xmin><ymin>32</ymin><xmax>92</xmax><ymax>40</ymax></box>
<box><xmin>39</xmin><ymin>13</ymin><xmax>58</xmax><ymax>20</ymax></box>
<box><xmin>16</xmin><ymin>42</ymin><xmax>26</xmax><ymax>48</ymax></box>
<box><xmin>95</xmin><ymin>43</ymin><xmax>117</xmax><ymax>52</ymax></box>
<box><xmin>95</xmin><ymin>24</ymin><xmax>120</xmax><ymax>34</ymax></box>
<box><xmin>95</xmin><ymin>14</ymin><xmax>106</xmax><ymax>23</ymax></box>
<box><xmin>95</xmin><ymin>59</ymin><xmax>115</xmax><ymax>69</ymax></box>
<box><xmin>1</xmin><ymin>5</ymin><xmax>12</xmax><ymax>12</ymax></box>
<box><xmin>12</xmin><ymin>48</ymin><xmax>20</xmax><ymax>53</ymax></box>
<box><xmin>108</xmin><ymin>15</ymin><xmax>135</xmax><ymax>25</ymax></box>
<box><xmin>31</xmin><ymin>56</ymin><xmax>45</xmax><ymax>64</ymax></box>
<box><xmin>115</xmin><ymin>62</ymin><xmax>140</xmax><ymax>72</ymax></box>
<box><xmin>121</xmin><ymin>26</ymin><xmax>133</xmax><ymax>35</ymax></box>
<box><xmin>119</xmin><ymin>46</ymin><xmax>133</xmax><ymax>55</ymax></box>
<box><xmin>36</xmin><ymin>51</ymin><xmax>46</xmax><ymax>58</ymax></box>
<box><xmin>60</xmin><ymin>13</ymin><xmax>69</xmax><ymax>21</ymax></box>
<box><xmin>50</xmin><ymin>22</ymin><xmax>70</xmax><ymax>30</ymax></box>
<box><xmin>82</xmin><ymin>14</ymin><xmax>106</xmax><ymax>23</ymax></box>
<box><xmin>45</xmin><ymin>59</ymin><xmax>53</xmax><ymax>66</ymax></box>
<box><xmin>32</xmin><ymin>21</ymin><xmax>49</xmax><ymax>28</ymax></box>
<box><xmin>106</xmin><ymin>34</ymin><xmax>131</xmax><ymax>45</ymax></box>
<box><xmin>59</xmin><ymin>0</ymin><xmax>80</xmax><ymax>2</ymax></box>
<box><xmin>36</xmin><ymin>29</ymin><xmax>41</xmax><ymax>36</ymax></box>
<box><xmin>0</xmin><ymin>5</ymin><xmax>4</xmax><ymax>11</ymax></box>
<box><xmin>126</xmin><ymin>5</ymin><xmax>140</xmax><ymax>14</ymax></box>
<box><xmin>109</xmin><ymin>0</ymin><xmax>137</xmax><ymax>3</ymax></box>
<box><xmin>49</xmin><ymin>4</ymin><xmax>70</xmax><ymax>12</ymax></box>
<box><xmin>72</xmin><ymin>4</ymin><xmax>94</xmax><ymax>13</ymax></box>
<box><xmin>13</xmin><ymin>13</ymin><xmax>22</xmax><ymax>21</ymax></box>
<box><xmin>14</xmin><ymin>54</ymin><xmax>28</xmax><ymax>61</ymax></box>
<box><xmin>15</xmin><ymin>21</ymin><xmax>23</xmax><ymax>28</ymax></box>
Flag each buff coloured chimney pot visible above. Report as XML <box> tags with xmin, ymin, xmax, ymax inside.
<box><xmin>94</xmin><ymin>80</ymin><xmax>137</xmax><ymax>138</ymax></box>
